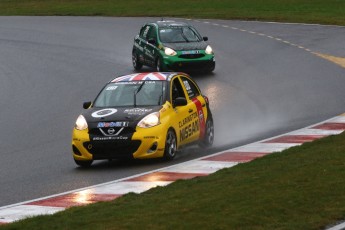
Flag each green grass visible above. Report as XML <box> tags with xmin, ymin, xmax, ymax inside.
<box><xmin>2</xmin><ymin>132</ymin><xmax>345</xmax><ymax>229</ymax></box>
<box><xmin>0</xmin><ymin>0</ymin><xmax>345</xmax><ymax>25</ymax></box>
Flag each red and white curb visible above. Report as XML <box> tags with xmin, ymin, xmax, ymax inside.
<box><xmin>1</xmin><ymin>114</ymin><xmax>345</xmax><ymax>225</ymax></box>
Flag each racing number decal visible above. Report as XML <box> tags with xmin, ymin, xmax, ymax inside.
<box><xmin>192</xmin><ymin>98</ymin><xmax>206</xmax><ymax>139</ymax></box>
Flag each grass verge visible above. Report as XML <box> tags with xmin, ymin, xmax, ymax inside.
<box><xmin>2</xmin><ymin>132</ymin><xmax>345</xmax><ymax>229</ymax></box>
<box><xmin>0</xmin><ymin>0</ymin><xmax>345</xmax><ymax>26</ymax></box>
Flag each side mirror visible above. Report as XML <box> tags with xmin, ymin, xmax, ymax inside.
<box><xmin>174</xmin><ymin>97</ymin><xmax>187</xmax><ymax>107</ymax></box>
<box><xmin>83</xmin><ymin>101</ymin><xmax>92</xmax><ymax>109</ymax></box>
<box><xmin>148</xmin><ymin>38</ymin><xmax>157</xmax><ymax>46</ymax></box>
<box><xmin>203</xmin><ymin>36</ymin><xmax>208</xmax><ymax>41</ymax></box>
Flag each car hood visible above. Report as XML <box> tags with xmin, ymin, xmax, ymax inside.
<box><xmin>83</xmin><ymin>106</ymin><xmax>162</xmax><ymax>127</ymax></box>
<box><xmin>162</xmin><ymin>41</ymin><xmax>208</xmax><ymax>51</ymax></box>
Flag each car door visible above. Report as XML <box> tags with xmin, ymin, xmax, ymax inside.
<box><xmin>180</xmin><ymin>76</ymin><xmax>207</xmax><ymax>142</ymax></box>
<box><xmin>171</xmin><ymin>76</ymin><xmax>202</xmax><ymax>146</ymax></box>
<box><xmin>134</xmin><ymin>25</ymin><xmax>150</xmax><ymax>65</ymax></box>
<box><xmin>143</xmin><ymin>25</ymin><xmax>159</xmax><ymax>67</ymax></box>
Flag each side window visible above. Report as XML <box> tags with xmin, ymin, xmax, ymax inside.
<box><xmin>140</xmin><ymin>25</ymin><xmax>151</xmax><ymax>40</ymax></box>
<box><xmin>171</xmin><ymin>78</ymin><xmax>186</xmax><ymax>103</ymax></box>
<box><xmin>147</xmin><ymin>26</ymin><xmax>157</xmax><ymax>41</ymax></box>
<box><xmin>181</xmin><ymin>77</ymin><xmax>200</xmax><ymax>99</ymax></box>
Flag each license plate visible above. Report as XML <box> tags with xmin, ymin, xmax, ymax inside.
<box><xmin>181</xmin><ymin>50</ymin><xmax>199</xmax><ymax>55</ymax></box>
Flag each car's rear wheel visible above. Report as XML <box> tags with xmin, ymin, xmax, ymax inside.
<box><xmin>199</xmin><ymin>117</ymin><xmax>214</xmax><ymax>148</ymax></box>
<box><xmin>132</xmin><ymin>51</ymin><xmax>143</xmax><ymax>70</ymax></box>
<box><xmin>74</xmin><ymin>159</ymin><xmax>93</xmax><ymax>168</ymax></box>
<box><xmin>163</xmin><ymin>129</ymin><xmax>177</xmax><ymax>160</ymax></box>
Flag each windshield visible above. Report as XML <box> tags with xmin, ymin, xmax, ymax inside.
<box><xmin>94</xmin><ymin>81</ymin><xmax>164</xmax><ymax>107</ymax></box>
<box><xmin>159</xmin><ymin>26</ymin><xmax>202</xmax><ymax>43</ymax></box>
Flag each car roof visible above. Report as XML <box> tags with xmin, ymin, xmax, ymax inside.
<box><xmin>111</xmin><ymin>72</ymin><xmax>188</xmax><ymax>83</ymax></box>
<box><xmin>153</xmin><ymin>20</ymin><xmax>190</xmax><ymax>28</ymax></box>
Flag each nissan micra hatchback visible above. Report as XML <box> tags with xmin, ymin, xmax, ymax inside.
<box><xmin>132</xmin><ymin>20</ymin><xmax>215</xmax><ymax>73</ymax></box>
<box><xmin>72</xmin><ymin>72</ymin><xmax>214</xmax><ymax>167</ymax></box>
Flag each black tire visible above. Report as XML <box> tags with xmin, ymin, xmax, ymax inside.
<box><xmin>199</xmin><ymin>117</ymin><xmax>214</xmax><ymax>148</ymax></box>
<box><xmin>208</xmin><ymin>62</ymin><xmax>216</xmax><ymax>73</ymax></box>
<box><xmin>156</xmin><ymin>58</ymin><xmax>163</xmax><ymax>72</ymax></box>
<box><xmin>132</xmin><ymin>51</ymin><xmax>143</xmax><ymax>70</ymax></box>
<box><xmin>74</xmin><ymin>159</ymin><xmax>93</xmax><ymax>168</ymax></box>
<box><xmin>163</xmin><ymin>129</ymin><xmax>177</xmax><ymax>160</ymax></box>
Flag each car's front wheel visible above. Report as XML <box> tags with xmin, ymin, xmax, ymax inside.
<box><xmin>74</xmin><ymin>159</ymin><xmax>93</xmax><ymax>168</ymax></box>
<box><xmin>163</xmin><ymin>129</ymin><xmax>177</xmax><ymax>160</ymax></box>
<box><xmin>156</xmin><ymin>58</ymin><xmax>163</xmax><ymax>72</ymax></box>
<box><xmin>132</xmin><ymin>51</ymin><xmax>143</xmax><ymax>70</ymax></box>
<box><xmin>199</xmin><ymin>117</ymin><xmax>214</xmax><ymax>148</ymax></box>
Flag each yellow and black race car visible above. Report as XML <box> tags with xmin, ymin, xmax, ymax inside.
<box><xmin>72</xmin><ymin>72</ymin><xmax>214</xmax><ymax>167</ymax></box>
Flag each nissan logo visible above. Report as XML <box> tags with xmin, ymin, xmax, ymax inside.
<box><xmin>108</xmin><ymin>128</ymin><xmax>115</xmax><ymax>135</ymax></box>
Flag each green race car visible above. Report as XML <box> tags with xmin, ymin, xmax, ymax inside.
<box><xmin>132</xmin><ymin>20</ymin><xmax>215</xmax><ymax>73</ymax></box>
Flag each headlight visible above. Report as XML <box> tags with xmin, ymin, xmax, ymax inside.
<box><xmin>205</xmin><ymin>45</ymin><xmax>213</xmax><ymax>54</ymax></box>
<box><xmin>164</xmin><ymin>47</ymin><xmax>177</xmax><ymax>56</ymax></box>
<box><xmin>75</xmin><ymin>115</ymin><xmax>88</xmax><ymax>130</ymax></box>
<box><xmin>137</xmin><ymin>112</ymin><xmax>160</xmax><ymax>128</ymax></box>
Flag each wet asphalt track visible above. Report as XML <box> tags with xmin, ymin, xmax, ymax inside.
<box><xmin>0</xmin><ymin>17</ymin><xmax>345</xmax><ymax>207</ymax></box>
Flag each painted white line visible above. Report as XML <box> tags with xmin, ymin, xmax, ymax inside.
<box><xmin>80</xmin><ymin>181</ymin><xmax>171</xmax><ymax>195</ymax></box>
<box><xmin>232</xmin><ymin>142</ymin><xmax>299</xmax><ymax>153</ymax></box>
<box><xmin>288</xmin><ymin>128</ymin><xmax>343</xmax><ymax>136</ymax></box>
<box><xmin>160</xmin><ymin>160</ymin><xmax>238</xmax><ymax>174</ymax></box>
<box><xmin>0</xmin><ymin>205</ymin><xmax>64</xmax><ymax>223</ymax></box>
<box><xmin>329</xmin><ymin>115</ymin><xmax>345</xmax><ymax>122</ymax></box>
<box><xmin>326</xmin><ymin>222</ymin><xmax>345</xmax><ymax>230</ymax></box>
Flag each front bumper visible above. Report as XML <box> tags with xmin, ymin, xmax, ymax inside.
<box><xmin>72</xmin><ymin>125</ymin><xmax>167</xmax><ymax>161</ymax></box>
<box><xmin>162</xmin><ymin>54</ymin><xmax>215</xmax><ymax>72</ymax></box>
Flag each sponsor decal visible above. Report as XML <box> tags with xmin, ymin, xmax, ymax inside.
<box><xmin>92</xmin><ymin>108</ymin><xmax>117</xmax><ymax>118</ymax></box>
<box><xmin>97</xmin><ymin>122</ymin><xmax>129</xmax><ymax>128</ymax></box>
<box><xmin>198</xmin><ymin>110</ymin><xmax>204</xmax><ymax>122</ymax></box>
<box><xmin>144</xmin><ymin>136</ymin><xmax>157</xmax><ymax>139</ymax></box>
<box><xmin>143</xmin><ymin>26</ymin><xmax>150</xmax><ymax>38</ymax></box>
<box><xmin>179</xmin><ymin>111</ymin><xmax>198</xmax><ymax>128</ymax></box>
<box><xmin>183</xmin><ymin>80</ymin><xmax>194</xmax><ymax>97</ymax></box>
<box><xmin>179</xmin><ymin>111</ymin><xmax>200</xmax><ymax>142</ymax></box>
<box><xmin>181</xmin><ymin>50</ymin><xmax>200</xmax><ymax>55</ymax></box>
<box><xmin>183</xmin><ymin>80</ymin><xmax>191</xmax><ymax>91</ymax></box>
<box><xmin>107</xmin><ymin>128</ymin><xmax>116</xmax><ymax>135</ymax></box>
<box><xmin>192</xmin><ymin>98</ymin><xmax>206</xmax><ymax>138</ymax></box>
<box><xmin>180</xmin><ymin>120</ymin><xmax>199</xmax><ymax>142</ymax></box>
<box><xmin>99</xmin><ymin>127</ymin><xmax>124</xmax><ymax>136</ymax></box>
<box><xmin>92</xmin><ymin>136</ymin><xmax>128</xmax><ymax>141</ymax></box>
<box><xmin>106</xmin><ymin>86</ymin><xmax>118</xmax><ymax>91</ymax></box>
<box><xmin>144</xmin><ymin>47</ymin><xmax>154</xmax><ymax>59</ymax></box>
<box><xmin>134</xmin><ymin>42</ymin><xmax>144</xmax><ymax>52</ymax></box>
<box><xmin>124</xmin><ymin>108</ymin><xmax>152</xmax><ymax>115</ymax></box>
